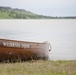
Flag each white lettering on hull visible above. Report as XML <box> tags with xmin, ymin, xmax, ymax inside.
<box><xmin>2</xmin><ymin>42</ymin><xmax>30</xmax><ymax>48</ymax></box>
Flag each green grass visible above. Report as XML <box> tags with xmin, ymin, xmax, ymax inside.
<box><xmin>0</xmin><ymin>60</ymin><xmax>76</xmax><ymax>75</ymax></box>
<box><xmin>0</xmin><ymin>12</ymin><xmax>10</xmax><ymax>19</ymax></box>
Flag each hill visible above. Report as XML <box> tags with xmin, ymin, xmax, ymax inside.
<box><xmin>0</xmin><ymin>6</ymin><xmax>52</xmax><ymax>19</ymax></box>
<box><xmin>0</xmin><ymin>6</ymin><xmax>76</xmax><ymax>19</ymax></box>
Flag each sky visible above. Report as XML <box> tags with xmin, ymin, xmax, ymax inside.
<box><xmin>0</xmin><ymin>0</ymin><xmax>76</xmax><ymax>16</ymax></box>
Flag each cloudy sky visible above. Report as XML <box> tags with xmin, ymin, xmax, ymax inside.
<box><xmin>0</xmin><ymin>0</ymin><xmax>76</xmax><ymax>16</ymax></box>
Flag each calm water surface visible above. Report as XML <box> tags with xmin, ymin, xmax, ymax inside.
<box><xmin>0</xmin><ymin>19</ymin><xmax>76</xmax><ymax>60</ymax></box>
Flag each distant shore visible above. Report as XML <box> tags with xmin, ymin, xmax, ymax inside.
<box><xmin>0</xmin><ymin>6</ymin><xmax>76</xmax><ymax>19</ymax></box>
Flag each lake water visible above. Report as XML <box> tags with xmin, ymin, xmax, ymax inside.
<box><xmin>0</xmin><ymin>19</ymin><xmax>76</xmax><ymax>60</ymax></box>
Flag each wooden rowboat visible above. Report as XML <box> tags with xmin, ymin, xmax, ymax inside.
<box><xmin>0</xmin><ymin>38</ymin><xmax>51</xmax><ymax>62</ymax></box>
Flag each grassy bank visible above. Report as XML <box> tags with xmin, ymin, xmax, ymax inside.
<box><xmin>0</xmin><ymin>60</ymin><xmax>76</xmax><ymax>75</ymax></box>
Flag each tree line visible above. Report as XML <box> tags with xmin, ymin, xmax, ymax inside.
<box><xmin>0</xmin><ymin>6</ymin><xmax>76</xmax><ymax>19</ymax></box>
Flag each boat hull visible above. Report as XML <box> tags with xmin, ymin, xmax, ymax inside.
<box><xmin>0</xmin><ymin>39</ymin><xmax>51</xmax><ymax>62</ymax></box>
